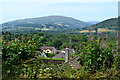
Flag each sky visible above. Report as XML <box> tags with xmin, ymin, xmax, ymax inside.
<box><xmin>0</xmin><ymin>0</ymin><xmax>119</xmax><ymax>23</ymax></box>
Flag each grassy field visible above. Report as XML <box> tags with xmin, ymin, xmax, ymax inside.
<box><xmin>79</xmin><ymin>28</ymin><xmax>116</xmax><ymax>33</ymax></box>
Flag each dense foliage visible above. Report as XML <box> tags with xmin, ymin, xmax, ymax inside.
<box><xmin>1</xmin><ymin>31</ymin><xmax>120</xmax><ymax>79</ymax></box>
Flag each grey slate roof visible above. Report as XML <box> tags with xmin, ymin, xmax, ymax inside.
<box><xmin>40</xmin><ymin>46</ymin><xmax>55</xmax><ymax>50</ymax></box>
<box><xmin>52</xmin><ymin>53</ymin><xmax>65</xmax><ymax>59</ymax></box>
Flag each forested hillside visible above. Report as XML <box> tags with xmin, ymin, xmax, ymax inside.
<box><xmin>87</xmin><ymin>18</ymin><xmax>118</xmax><ymax>30</ymax></box>
<box><xmin>1</xmin><ymin>16</ymin><xmax>119</xmax><ymax>35</ymax></box>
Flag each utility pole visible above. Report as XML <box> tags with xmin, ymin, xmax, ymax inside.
<box><xmin>69</xmin><ymin>37</ymin><xmax>72</xmax><ymax>55</ymax></box>
<box><xmin>69</xmin><ymin>37</ymin><xmax>72</xmax><ymax>49</ymax></box>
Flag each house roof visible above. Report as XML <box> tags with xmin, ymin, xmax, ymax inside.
<box><xmin>52</xmin><ymin>53</ymin><xmax>65</xmax><ymax>59</ymax></box>
<box><xmin>60</xmin><ymin>48</ymin><xmax>66</xmax><ymax>51</ymax></box>
<box><xmin>40</xmin><ymin>46</ymin><xmax>55</xmax><ymax>50</ymax></box>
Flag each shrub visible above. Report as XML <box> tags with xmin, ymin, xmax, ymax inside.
<box><xmin>45</xmin><ymin>53</ymin><xmax>55</xmax><ymax>58</ymax></box>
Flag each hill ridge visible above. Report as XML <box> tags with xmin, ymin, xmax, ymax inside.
<box><xmin>2</xmin><ymin>15</ymin><xmax>91</xmax><ymax>31</ymax></box>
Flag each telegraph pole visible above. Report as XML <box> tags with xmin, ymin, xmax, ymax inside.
<box><xmin>69</xmin><ymin>37</ymin><xmax>72</xmax><ymax>49</ymax></box>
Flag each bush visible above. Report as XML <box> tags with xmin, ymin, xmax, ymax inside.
<box><xmin>77</xmin><ymin>40</ymin><xmax>115</xmax><ymax>71</ymax></box>
<box><xmin>45</xmin><ymin>53</ymin><xmax>56</xmax><ymax>58</ymax></box>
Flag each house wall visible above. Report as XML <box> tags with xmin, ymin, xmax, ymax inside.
<box><xmin>43</xmin><ymin>49</ymin><xmax>53</xmax><ymax>53</ymax></box>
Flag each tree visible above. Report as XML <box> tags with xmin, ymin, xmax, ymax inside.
<box><xmin>52</xmin><ymin>39</ymin><xmax>63</xmax><ymax>49</ymax></box>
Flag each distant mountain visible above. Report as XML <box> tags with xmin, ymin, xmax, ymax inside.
<box><xmin>85</xmin><ymin>17</ymin><xmax>118</xmax><ymax>30</ymax></box>
<box><xmin>2</xmin><ymin>15</ymin><xmax>91</xmax><ymax>32</ymax></box>
<box><xmin>87</xmin><ymin>21</ymin><xmax>99</xmax><ymax>24</ymax></box>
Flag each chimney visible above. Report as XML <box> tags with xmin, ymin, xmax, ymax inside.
<box><xmin>65</xmin><ymin>46</ymin><xmax>69</xmax><ymax>62</ymax></box>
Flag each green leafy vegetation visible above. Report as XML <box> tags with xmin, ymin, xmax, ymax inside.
<box><xmin>45</xmin><ymin>53</ymin><xmax>56</xmax><ymax>58</ymax></box>
<box><xmin>1</xmin><ymin>30</ymin><xmax>120</xmax><ymax>79</ymax></box>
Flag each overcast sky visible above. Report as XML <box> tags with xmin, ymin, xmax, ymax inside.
<box><xmin>0</xmin><ymin>0</ymin><xmax>119</xmax><ymax>23</ymax></box>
